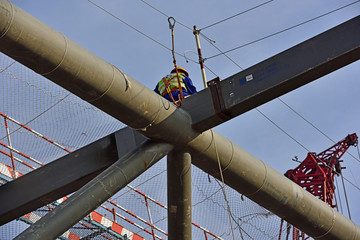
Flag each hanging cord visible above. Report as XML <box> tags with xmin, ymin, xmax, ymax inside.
<box><xmin>340</xmin><ymin>171</ymin><xmax>352</xmax><ymax>220</ymax></box>
<box><xmin>210</xmin><ymin>129</ymin><xmax>236</xmax><ymax>240</ymax></box>
<box><xmin>335</xmin><ymin>177</ymin><xmax>344</xmax><ymax>214</ymax></box>
<box><xmin>166</xmin><ymin>17</ymin><xmax>183</xmax><ymax>107</ymax></box>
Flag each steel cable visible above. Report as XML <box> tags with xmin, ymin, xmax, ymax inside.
<box><xmin>278</xmin><ymin>97</ymin><xmax>360</xmax><ymax>165</ymax></box>
<box><xmin>205</xmin><ymin>0</ymin><xmax>360</xmax><ymax>61</ymax></box>
<box><xmin>199</xmin><ymin>0</ymin><xmax>274</xmax><ymax>31</ymax></box>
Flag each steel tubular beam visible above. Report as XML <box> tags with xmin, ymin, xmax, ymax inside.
<box><xmin>183</xmin><ymin>15</ymin><xmax>360</xmax><ymax>132</ymax></box>
<box><xmin>0</xmin><ymin>127</ymin><xmax>146</xmax><ymax>225</ymax></box>
<box><xmin>167</xmin><ymin>149</ymin><xmax>192</xmax><ymax>240</ymax></box>
<box><xmin>1</xmin><ymin>1</ymin><xmax>359</xmax><ymax>239</ymax></box>
<box><xmin>15</xmin><ymin>140</ymin><xmax>172</xmax><ymax>240</ymax></box>
<box><xmin>0</xmin><ymin>132</ymin><xmax>117</xmax><ymax>226</ymax></box>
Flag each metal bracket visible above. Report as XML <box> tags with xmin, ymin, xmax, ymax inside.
<box><xmin>207</xmin><ymin>77</ymin><xmax>231</xmax><ymax>121</ymax></box>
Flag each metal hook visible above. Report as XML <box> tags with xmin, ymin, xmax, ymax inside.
<box><xmin>168</xmin><ymin>17</ymin><xmax>176</xmax><ymax>29</ymax></box>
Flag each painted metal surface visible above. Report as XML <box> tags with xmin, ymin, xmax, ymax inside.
<box><xmin>0</xmin><ymin>127</ymin><xmax>147</xmax><ymax>225</ymax></box>
<box><xmin>167</xmin><ymin>149</ymin><xmax>192</xmax><ymax>240</ymax></box>
<box><xmin>1</xmin><ymin>1</ymin><xmax>360</xmax><ymax>239</ymax></box>
<box><xmin>15</xmin><ymin>140</ymin><xmax>173</xmax><ymax>239</ymax></box>
<box><xmin>183</xmin><ymin>16</ymin><xmax>360</xmax><ymax>132</ymax></box>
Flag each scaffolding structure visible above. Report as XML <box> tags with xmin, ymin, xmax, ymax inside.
<box><xmin>0</xmin><ymin>108</ymin><xmax>228</xmax><ymax>239</ymax></box>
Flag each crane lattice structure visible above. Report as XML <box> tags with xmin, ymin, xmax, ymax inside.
<box><xmin>280</xmin><ymin>133</ymin><xmax>358</xmax><ymax>240</ymax></box>
<box><xmin>285</xmin><ymin>133</ymin><xmax>358</xmax><ymax>207</ymax></box>
<box><xmin>0</xmin><ymin>1</ymin><xmax>360</xmax><ymax>239</ymax></box>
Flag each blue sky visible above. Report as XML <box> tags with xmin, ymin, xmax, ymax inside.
<box><xmin>3</xmin><ymin>0</ymin><xmax>360</xmax><ymax>238</ymax></box>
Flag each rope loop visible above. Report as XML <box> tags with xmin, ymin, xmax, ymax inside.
<box><xmin>168</xmin><ymin>17</ymin><xmax>176</xmax><ymax>30</ymax></box>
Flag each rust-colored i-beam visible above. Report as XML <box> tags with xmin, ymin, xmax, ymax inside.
<box><xmin>0</xmin><ymin>1</ymin><xmax>360</xmax><ymax>239</ymax></box>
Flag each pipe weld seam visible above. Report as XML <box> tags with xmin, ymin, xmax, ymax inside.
<box><xmin>198</xmin><ymin>129</ymin><xmax>217</xmax><ymax>155</ymax></box>
<box><xmin>88</xmin><ymin>63</ymin><xmax>116</xmax><ymax>102</ymax></box>
<box><xmin>0</xmin><ymin>0</ymin><xmax>14</xmax><ymax>40</ymax></box>
<box><xmin>115</xmin><ymin>165</ymin><xmax>129</xmax><ymax>186</ymax></box>
<box><xmin>117</xmin><ymin>67</ymin><xmax>131</xmax><ymax>92</ymax></box>
<box><xmin>41</xmin><ymin>33</ymin><xmax>68</xmax><ymax>76</ymax></box>
<box><xmin>313</xmin><ymin>207</ymin><xmax>336</xmax><ymax>239</ymax></box>
<box><xmin>244</xmin><ymin>160</ymin><xmax>268</xmax><ymax>197</ymax></box>
<box><xmin>220</xmin><ymin>139</ymin><xmax>234</xmax><ymax>173</ymax></box>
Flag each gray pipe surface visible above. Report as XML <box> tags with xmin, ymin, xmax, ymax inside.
<box><xmin>1</xmin><ymin>1</ymin><xmax>359</xmax><ymax>239</ymax></box>
<box><xmin>167</xmin><ymin>149</ymin><xmax>192</xmax><ymax>240</ymax></box>
<box><xmin>14</xmin><ymin>140</ymin><xmax>173</xmax><ymax>239</ymax></box>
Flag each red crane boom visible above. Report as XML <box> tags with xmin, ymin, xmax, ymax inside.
<box><xmin>279</xmin><ymin>133</ymin><xmax>358</xmax><ymax>240</ymax></box>
<box><xmin>285</xmin><ymin>133</ymin><xmax>358</xmax><ymax>207</ymax></box>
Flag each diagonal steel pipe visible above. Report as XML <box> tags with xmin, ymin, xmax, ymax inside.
<box><xmin>15</xmin><ymin>140</ymin><xmax>173</xmax><ymax>239</ymax></box>
<box><xmin>1</xmin><ymin>1</ymin><xmax>359</xmax><ymax>239</ymax></box>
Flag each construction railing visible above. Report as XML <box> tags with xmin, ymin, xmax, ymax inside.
<box><xmin>0</xmin><ymin>111</ymin><xmax>223</xmax><ymax>239</ymax></box>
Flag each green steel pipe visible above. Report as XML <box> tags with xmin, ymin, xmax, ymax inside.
<box><xmin>167</xmin><ymin>149</ymin><xmax>192</xmax><ymax>240</ymax></box>
<box><xmin>1</xmin><ymin>1</ymin><xmax>359</xmax><ymax>239</ymax></box>
<box><xmin>15</xmin><ymin>140</ymin><xmax>173</xmax><ymax>239</ymax></box>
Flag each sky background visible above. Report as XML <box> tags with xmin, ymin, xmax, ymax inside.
<box><xmin>2</xmin><ymin>0</ymin><xmax>360</xmax><ymax>238</ymax></box>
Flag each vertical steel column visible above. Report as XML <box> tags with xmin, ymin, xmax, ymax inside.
<box><xmin>167</xmin><ymin>149</ymin><xmax>192</xmax><ymax>240</ymax></box>
<box><xmin>15</xmin><ymin>140</ymin><xmax>173</xmax><ymax>240</ymax></box>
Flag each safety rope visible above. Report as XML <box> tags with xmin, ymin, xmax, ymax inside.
<box><xmin>166</xmin><ymin>17</ymin><xmax>183</xmax><ymax>107</ymax></box>
<box><xmin>210</xmin><ymin>129</ymin><xmax>236</xmax><ymax>240</ymax></box>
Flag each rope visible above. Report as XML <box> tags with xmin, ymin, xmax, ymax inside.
<box><xmin>335</xmin><ymin>177</ymin><xmax>343</xmax><ymax>214</ymax></box>
<box><xmin>210</xmin><ymin>129</ymin><xmax>236</xmax><ymax>240</ymax></box>
<box><xmin>340</xmin><ymin>172</ymin><xmax>352</xmax><ymax>220</ymax></box>
<box><xmin>343</xmin><ymin>176</ymin><xmax>360</xmax><ymax>191</ymax></box>
<box><xmin>278</xmin><ymin>98</ymin><xmax>335</xmax><ymax>143</ymax></box>
<box><xmin>167</xmin><ymin>17</ymin><xmax>183</xmax><ymax>107</ymax></box>
<box><xmin>0</xmin><ymin>61</ymin><xmax>16</xmax><ymax>74</ymax></box>
<box><xmin>200</xmin><ymin>0</ymin><xmax>274</xmax><ymax>31</ymax></box>
<box><xmin>255</xmin><ymin>108</ymin><xmax>310</xmax><ymax>152</ymax></box>
<box><xmin>205</xmin><ymin>0</ymin><xmax>360</xmax><ymax>61</ymax></box>
<box><xmin>88</xmin><ymin>0</ymin><xmax>219</xmax><ymax>78</ymax></box>
<box><xmin>279</xmin><ymin>97</ymin><xmax>360</xmax><ymax>165</ymax></box>
<box><xmin>138</xmin><ymin>0</ymin><xmax>221</xmax><ymax>77</ymax></box>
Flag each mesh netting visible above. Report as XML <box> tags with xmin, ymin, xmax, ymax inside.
<box><xmin>0</xmin><ymin>52</ymin><xmax>304</xmax><ymax>239</ymax></box>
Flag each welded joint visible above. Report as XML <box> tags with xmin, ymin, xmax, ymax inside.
<box><xmin>89</xmin><ymin>64</ymin><xmax>116</xmax><ymax>103</ymax></box>
<box><xmin>243</xmin><ymin>160</ymin><xmax>268</xmax><ymax>197</ymax></box>
<box><xmin>217</xmin><ymin>136</ymin><xmax>235</xmax><ymax>173</ymax></box>
<box><xmin>208</xmin><ymin>129</ymin><xmax>235</xmax><ymax>175</ymax></box>
<box><xmin>42</xmin><ymin>34</ymin><xmax>68</xmax><ymax>76</ymax></box>
<box><xmin>313</xmin><ymin>207</ymin><xmax>336</xmax><ymax>239</ymax></box>
<box><xmin>115</xmin><ymin>66</ymin><xmax>131</xmax><ymax>92</ymax></box>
